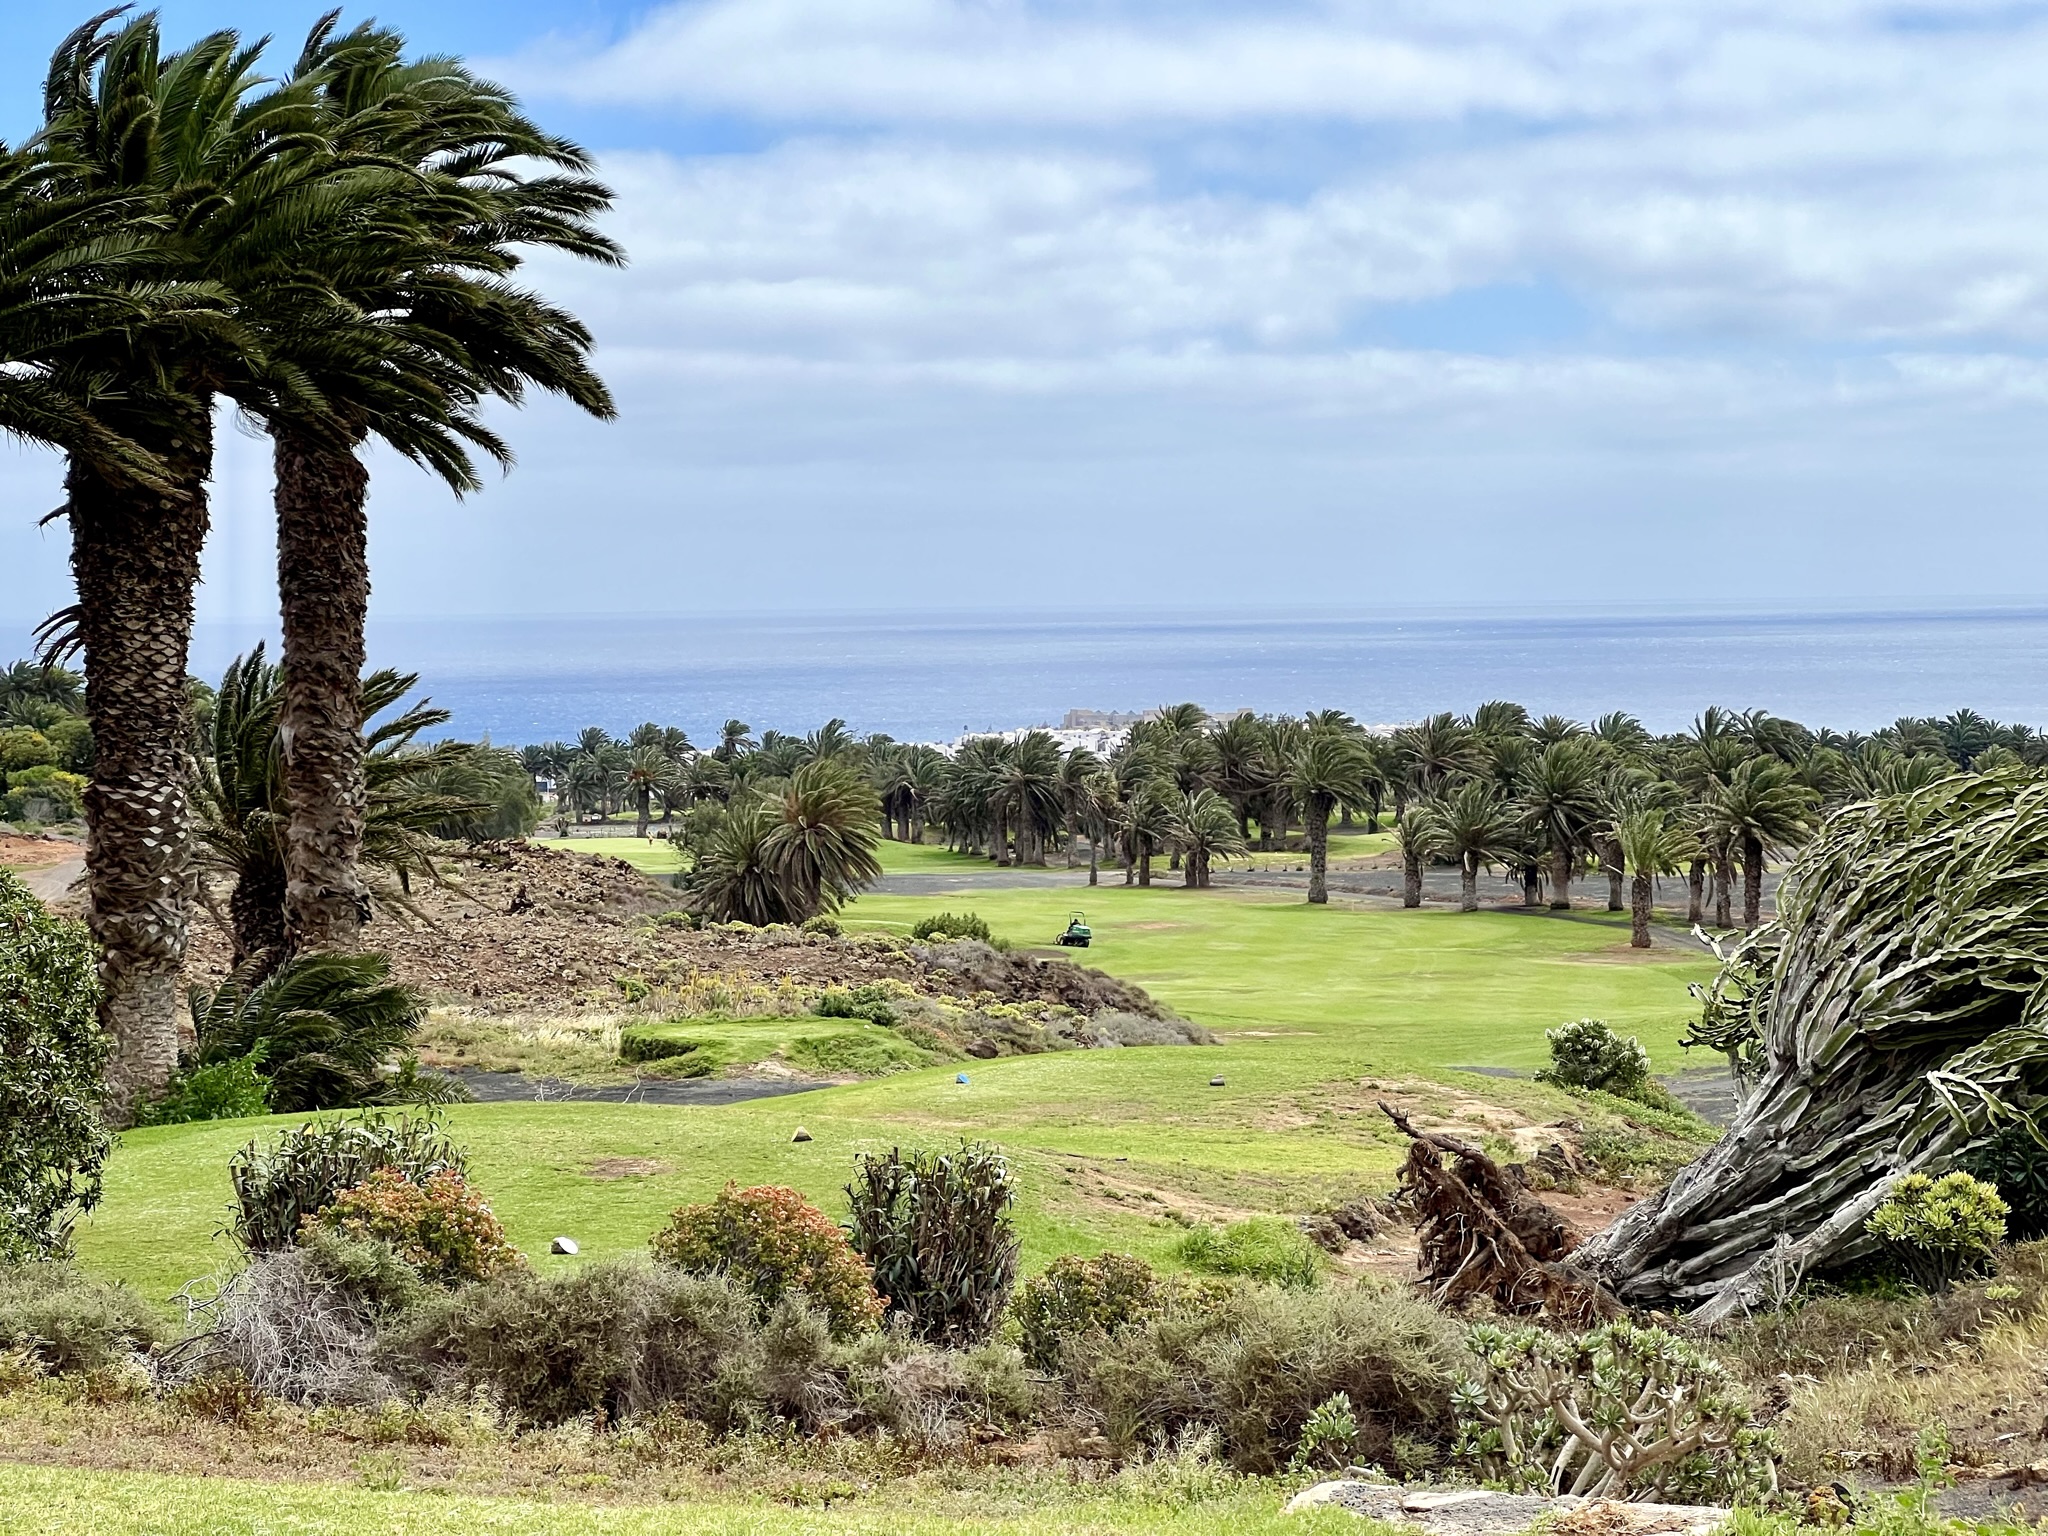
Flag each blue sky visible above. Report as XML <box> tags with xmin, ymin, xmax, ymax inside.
<box><xmin>8</xmin><ymin>0</ymin><xmax>2048</xmax><ymax>626</ymax></box>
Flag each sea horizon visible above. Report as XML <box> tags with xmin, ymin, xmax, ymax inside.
<box><xmin>7</xmin><ymin>600</ymin><xmax>2048</xmax><ymax>746</ymax></box>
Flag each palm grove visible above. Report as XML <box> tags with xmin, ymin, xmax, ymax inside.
<box><xmin>0</xmin><ymin>13</ymin><xmax>619</xmax><ymax>1115</ymax></box>
<box><xmin>524</xmin><ymin>701</ymin><xmax>2031</xmax><ymax>943</ymax></box>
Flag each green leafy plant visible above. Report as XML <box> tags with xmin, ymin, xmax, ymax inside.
<box><xmin>650</xmin><ymin>1183</ymin><xmax>883</xmax><ymax>1338</ymax></box>
<box><xmin>799</xmin><ymin>915</ymin><xmax>841</xmax><ymax>938</ymax></box>
<box><xmin>229</xmin><ymin>1113</ymin><xmax>469</xmax><ymax>1252</ymax></box>
<box><xmin>812</xmin><ymin>983</ymin><xmax>900</xmax><ymax>1027</ymax></box>
<box><xmin>188</xmin><ymin>950</ymin><xmax>435</xmax><ymax>1113</ymax></box>
<box><xmin>0</xmin><ymin>1263</ymin><xmax>165</xmax><ymax>1375</ymax></box>
<box><xmin>0</xmin><ymin>869</ymin><xmax>107</xmax><ymax>1261</ymax></box>
<box><xmin>134</xmin><ymin>1052</ymin><xmax>271</xmax><ymax>1126</ymax></box>
<box><xmin>1961</xmin><ymin>1122</ymin><xmax>2048</xmax><ymax>1241</ymax></box>
<box><xmin>1538</xmin><ymin>1018</ymin><xmax>1652</xmax><ymax>1099</ymax></box>
<box><xmin>1454</xmin><ymin>1319</ymin><xmax>1778</xmax><ymax>1501</ymax></box>
<box><xmin>1171</xmin><ymin>1218</ymin><xmax>1325</xmax><ymax>1289</ymax></box>
<box><xmin>1013</xmin><ymin>1251</ymin><xmax>1163</xmax><ymax>1370</ymax></box>
<box><xmin>0</xmin><ymin>765</ymin><xmax>85</xmax><ymax>823</ymax></box>
<box><xmin>1866</xmin><ymin>1172</ymin><xmax>2008</xmax><ymax>1291</ymax></box>
<box><xmin>313</xmin><ymin>1167</ymin><xmax>523</xmax><ymax>1286</ymax></box>
<box><xmin>846</xmin><ymin>1141</ymin><xmax>1020</xmax><ymax>1346</ymax></box>
<box><xmin>911</xmin><ymin>912</ymin><xmax>993</xmax><ymax>944</ymax></box>
<box><xmin>618</xmin><ymin>1028</ymin><xmax>700</xmax><ymax>1065</ymax></box>
<box><xmin>1291</xmin><ymin>1390</ymin><xmax>1363</xmax><ymax>1472</ymax></box>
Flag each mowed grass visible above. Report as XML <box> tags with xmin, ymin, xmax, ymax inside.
<box><xmin>539</xmin><ymin>834</ymin><xmax>996</xmax><ymax>879</ymax></box>
<box><xmin>0</xmin><ymin>1463</ymin><xmax>1355</xmax><ymax>1536</ymax></box>
<box><xmin>78</xmin><ymin>884</ymin><xmax>1714</xmax><ymax>1304</ymax></box>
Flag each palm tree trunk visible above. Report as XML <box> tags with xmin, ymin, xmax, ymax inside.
<box><xmin>1402</xmin><ymin>850</ymin><xmax>1423</xmax><ymax>908</ymax></box>
<box><xmin>1460</xmin><ymin>853</ymin><xmax>1478</xmax><ymax>912</ymax></box>
<box><xmin>1550</xmin><ymin>841</ymin><xmax>1573</xmax><ymax>910</ymax></box>
<box><xmin>1712</xmin><ymin>842</ymin><xmax>1733</xmax><ymax>927</ymax></box>
<box><xmin>229</xmin><ymin>857</ymin><xmax>288</xmax><ymax>969</ymax></box>
<box><xmin>991</xmin><ymin>804</ymin><xmax>1009</xmax><ymax>866</ymax></box>
<box><xmin>274</xmin><ymin>427</ymin><xmax>372</xmax><ymax>956</ymax></box>
<box><xmin>1338</xmin><ymin>804</ymin><xmax>1354</xmax><ymax>831</ymax></box>
<box><xmin>636</xmin><ymin>787</ymin><xmax>652</xmax><ymax>837</ymax></box>
<box><xmin>1631</xmin><ymin>871</ymin><xmax>1653</xmax><ymax>948</ymax></box>
<box><xmin>1687</xmin><ymin>860</ymin><xmax>1706</xmax><ymax>926</ymax></box>
<box><xmin>1743</xmin><ymin>833</ymin><xmax>1765</xmax><ymax>930</ymax></box>
<box><xmin>1065</xmin><ymin>809</ymin><xmax>1078</xmax><ymax>868</ymax></box>
<box><xmin>1522</xmin><ymin>864</ymin><xmax>1542</xmax><ymax>907</ymax></box>
<box><xmin>67</xmin><ymin>408</ymin><xmax>212</xmax><ymax>1117</ymax></box>
<box><xmin>1183</xmin><ymin>851</ymin><xmax>1198</xmax><ymax>888</ymax></box>
<box><xmin>1367</xmin><ymin>787</ymin><xmax>1382</xmax><ymax>834</ymax></box>
<box><xmin>1307</xmin><ymin>796</ymin><xmax>1330</xmax><ymax>904</ymax></box>
<box><xmin>1603</xmin><ymin>836</ymin><xmax>1624</xmax><ymax>911</ymax></box>
<box><xmin>1138</xmin><ymin>844</ymin><xmax>1152</xmax><ymax>887</ymax></box>
<box><xmin>1088</xmin><ymin>838</ymin><xmax>1099</xmax><ymax>886</ymax></box>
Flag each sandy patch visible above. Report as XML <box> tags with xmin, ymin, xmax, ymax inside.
<box><xmin>0</xmin><ymin>834</ymin><xmax>79</xmax><ymax>870</ymax></box>
<box><xmin>585</xmin><ymin>1157</ymin><xmax>675</xmax><ymax>1180</ymax></box>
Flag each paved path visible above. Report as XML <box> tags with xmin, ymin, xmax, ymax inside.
<box><xmin>16</xmin><ymin>853</ymin><xmax>84</xmax><ymax>907</ymax></box>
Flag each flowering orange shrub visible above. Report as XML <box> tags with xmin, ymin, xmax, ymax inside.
<box><xmin>310</xmin><ymin>1167</ymin><xmax>523</xmax><ymax>1285</ymax></box>
<box><xmin>650</xmin><ymin>1183</ymin><xmax>883</xmax><ymax>1337</ymax></box>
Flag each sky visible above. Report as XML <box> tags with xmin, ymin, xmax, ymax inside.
<box><xmin>7</xmin><ymin>0</ymin><xmax>2048</xmax><ymax>627</ymax></box>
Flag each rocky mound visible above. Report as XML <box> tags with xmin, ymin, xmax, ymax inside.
<box><xmin>186</xmin><ymin>839</ymin><xmax>1175</xmax><ymax>1024</ymax></box>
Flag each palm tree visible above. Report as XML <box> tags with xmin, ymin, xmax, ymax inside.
<box><xmin>1169</xmin><ymin>788</ymin><xmax>1247</xmax><ymax>888</ymax></box>
<box><xmin>715</xmin><ymin>719</ymin><xmax>755</xmax><ymax>762</ymax></box>
<box><xmin>624</xmin><ymin>745</ymin><xmax>677</xmax><ymax>837</ymax></box>
<box><xmin>1056</xmin><ymin>745</ymin><xmax>1101</xmax><ymax>866</ymax></box>
<box><xmin>1117</xmin><ymin>782</ymin><xmax>1176</xmax><ymax>887</ymax></box>
<box><xmin>903</xmin><ymin>746</ymin><xmax>949</xmax><ymax>845</ymax></box>
<box><xmin>1286</xmin><ymin>731</ymin><xmax>1370</xmax><ymax>905</ymax></box>
<box><xmin>1209</xmin><ymin>712</ymin><xmax>1273</xmax><ymax>840</ymax></box>
<box><xmin>1707</xmin><ymin>756</ymin><xmax>1819</xmax><ymax>929</ymax></box>
<box><xmin>27</xmin><ymin>16</ymin><xmax>343</xmax><ymax>1108</ymax></box>
<box><xmin>1615</xmin><ymin>805</ymin><xmax>1688</xmax><ymax>948</ymax></box>
<box><xmin>1516</xmin><ymin>738</ymin><xmax>1604</xmax><ymax>910</ymax></box>
<box><xmin>193</xmin><ymin>648</ymin><xmax>485</xmax><ymax>968</ymax></box>
<box><xmin>1430</xmin><ymin>778</ymin><xmax>1521</xmax><ymax>912</ymax></box>
<box><xmin>1395</xmin><ymin>799</ymin><xmax>1445</xmax><ymax>909</ymax></box>
<box><xmin>762</xmin><ymin>758</ymin><xmax>883</xmax><ymax>918</ymax></box>
<box><xmin>1001</xmin><ymin>731</ymin><xmax>1066</xmax><ymax>867</ymax></box>
<box><xmin>1392</xmin><ymin>712</ymin><xmax>1483</xmax><ymax>805</ymax></box>
<box><xmin>256</xmin><ymin>19</ymin><xmax>618</xmax><ymax>956</ymax></box>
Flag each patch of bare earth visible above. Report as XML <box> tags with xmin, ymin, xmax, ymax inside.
<box><xmin>185</xmin><ymin>839</ymin><xmax>1163</xmax><ymax>1023</ymax></box>
<box><xmin>0</xmin><ymin>833</ymin><xmax>79</xmax><ymax>870</ymax></box>
<box><xmin>585</xmin><ymin>1157</ymin><xmax>675</xmax><ymax>1180</ymax></box>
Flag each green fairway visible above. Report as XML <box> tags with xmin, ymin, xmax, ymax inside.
<box><xmin>0</xmin><ymin>1463</ymin><xmax>1349</xmax><ymax>1536</ymax></box>
<box><xmin>541</xmin><ymin>835</ymin><xmax>683</xmax><ymax>874</ymax></box>
<box><xmin>78</xmin><ymin>885</ymin><xmax>1714</xmax><ymax>1304</ymax></box>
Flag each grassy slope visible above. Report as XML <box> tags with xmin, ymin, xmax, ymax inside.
<box><xmin>0</xmin><ymin>1463</ymin><xmax>1354</xmax><ymax>1536</ymax></box>
<box><xmin>78</xmin><ymin>884</ymin><xmax>1714</xmax><ymax>1302</ymax></box>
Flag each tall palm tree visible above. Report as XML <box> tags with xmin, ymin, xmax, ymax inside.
<box><xmin>1430</xmin><ymin>778</ymin><xmax>1520</xmax><ymax>912</ymax></box>
<box><xmin>1000</xmin><ymin>731</ymin><xmax>1065</xmax><ymax>867</ymax></box>
<box><xmin>1055</xmin><ymin>745</ymin><xmax>1100</xmax><ymax>866</ymax></box>
<box><xmin>763</xmin><ymin>758</ymin><xmax>883</xmax><ymax>918</ymax></box>
<box><xmin>715</xmin><ymin>719</ymin><xmax>755</xmax><ymax>762</ymax></box>
<box><xmin>1117</xmin><ymin>782</ymin><xmax>1175</xmax><ymax>887</ymax></box>
<box><xmin>260</xmin><ymin>19</ymin><xmax>619</xmax><ymax>956</ymax></box>
<box><xmin>28</xmin><ymin>15</ymin><xmax>342</xmax><ymax>1108</ymax></box>
<box><xmin>1209</xmin><ymin>712</ymin><xmax>1273</xmax><ymax>840</ymax></box>
<box><xmin>1286</xmin><ymin>730</ymin><xmax>1370</xmax><ymax>905</ymax></box>
<box><xmin>1708</xmin><ymin>756</ymin><xmax>1819</xmax><ymax>929</ymax></box>
<box><xmin>1391</xmin><ymin>712</ymin><xmax>1483</xmax><ymax>805</ymax></box>
<box><xmin>1516</xmin><ymin>738</ymin><xmax>1604</xmax><ymax>910</ymax></box>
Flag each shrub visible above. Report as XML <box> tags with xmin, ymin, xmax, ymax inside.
<box><xmin>0</xmin><ymin>765</ymin><xmax>85</xmax><ymax>823</ymax></box>
<box><xmin>800</xmin><ymin>915</ymin><xmax>842</xmax><ymax>938</ymax></box>
<box><xmin>1867</xmin><ymin>1172</ymin><xmax>2008</xmax><ymax>1291</ymax></box>
<box><xmin>0</xmin><ymin>869</ymin><xmax>107</xmax><ymax>1261</ymax></box>
<box><xmin>313</xmin><ymin>1168</ymin><xmax>523</xmax><ymax>1286</ymax></box>
<box><xmin>1013</xmin><ymin>1251</ymin><xmax>1163</xmax><ymax>1370</ymax></box>
<box><xmin>650</xmin><ymin>1184</ymin><xmax>883</xmax><ymax>1338</ymax></box>
<box><xmin>0</xmin><ymin>1263</ymin><xmax>166</xmax><ymax>1375</ymax></box>
<box><xmin>1961</xmin><ymin>1122</ymin><xmax>2048</xmax><ymax>1241</ymax></box>
<box><xmin>1292</xmin><ymin>1391</ymin><xmax>1364</xmax><ymax>1472</ymax></box>
<box><xmin>840</xmin><ymin>1332</ymin><xmax>1045</xmax><ymax>1448</ymax></box>
<box><xmin>385</xmin><ymin>1258</ymin><xmax>762</xmax><ymax>1427</ymax></box>
<box><xmin>189</xmin><ymin>950</ymin><xmax>430</xmax><ymax>1113</ymax></box>
<box><xmin>846</xmin><ymin>1142</ymin><xmax>1021</xmax><ymax>1347</ymax></box>
<box><xmin>134</xmin><ymin>1052</ymin><xmax>271</xmax><ymax>1126</ymax></box>
<box><xmin>1067</xmin><ymin>1280</ymin><xmax>1462</xmax><ymax>1473</ymax></box>
<box><xmin>1088</xmin><ymin>1010</ymin><xmax>1218</xmax><ymax>1048</ymax></box>
<box><xmin>229</xmin><ymin>1113</ymin><xmax>468</xmax><ymax>1252</ymax></box>
<box><xmin>812</xmin><ymin>984</ymin><xmax>900</xmax><ymax>1027</ymax></box>
<box><xmin>0</xmin><ymin>727</ymin><xmax>55</xmax><ymax>775</ymax></box>
<box><xmin>1172</xmin><ymin>1218</ymin><xmax>1324</xmax><ymax>1289</ymax></box>
<box><xmin>1537</xmin><ymin>1019</ymin><xmax>1653</xmax><ymax>1099</ymax></box>
<box><xmin>178</xmin><ymin>1245</ymin><xmax>397</xmax><ymax>1408</ymax></box>
<box><xmin>910</xmin><ymin>912</ymin><xmax>992</xmax><ymax>944</ymax></box>
<box><xmin>1455</xmin><ymin>1320</ymin><xmax>1778</xmax><ymax>1502</ymax></box>
<box><xmin>619</xmin><ymin>1027</ymin><xmax>699</xmax><ymax>1065</ymax></box>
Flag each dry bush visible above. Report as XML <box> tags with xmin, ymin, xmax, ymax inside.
<box><xmin>1064</xmin><ymin>1279</ymin><xmax>1463</xmax><ymax>1473</ymax></box>
<box><xmin>173</xmin><ymin>1241</ymin><xmax>409</xmax><ymax>1407</ymax></box>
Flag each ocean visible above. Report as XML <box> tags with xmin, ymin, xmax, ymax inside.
<box><xmin>6</xmin><ymin>605</ymin><xmax>2048</xmax><ymax>746</ymax></box>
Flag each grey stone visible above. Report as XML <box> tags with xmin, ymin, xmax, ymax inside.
<box><xmin>1282</xmin><ymin>1483</ymin><xmax>1731</xmax><ymax>1536</ymax></box>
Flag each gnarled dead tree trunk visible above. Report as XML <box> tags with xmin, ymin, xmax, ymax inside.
<box><xmin>1382</xmin><ymin>1103</ymin><xmax>1622</xmax><ymax>1327</ymax></box>
<box><xmin>1577</xmin><ymin>773</ymin><xmax>2048</xmax><ymax>1323</ymax></box>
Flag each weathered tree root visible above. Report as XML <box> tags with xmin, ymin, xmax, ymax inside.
<box><xmin>1381</xmin><ymin>1102</ymin><xmax>1623</xmax><ymax>1326</ymax></box>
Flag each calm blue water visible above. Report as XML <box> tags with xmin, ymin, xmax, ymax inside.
<box><xmin>6</xmin><ymin>606</ymin><xmax>2048</xmax><ymax>745</ymax></box>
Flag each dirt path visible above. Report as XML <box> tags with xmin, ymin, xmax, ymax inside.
<box><xmin>1</xmin><ymin>835</ymin><xmax>85</xmax><ymax>908</ymax></box>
